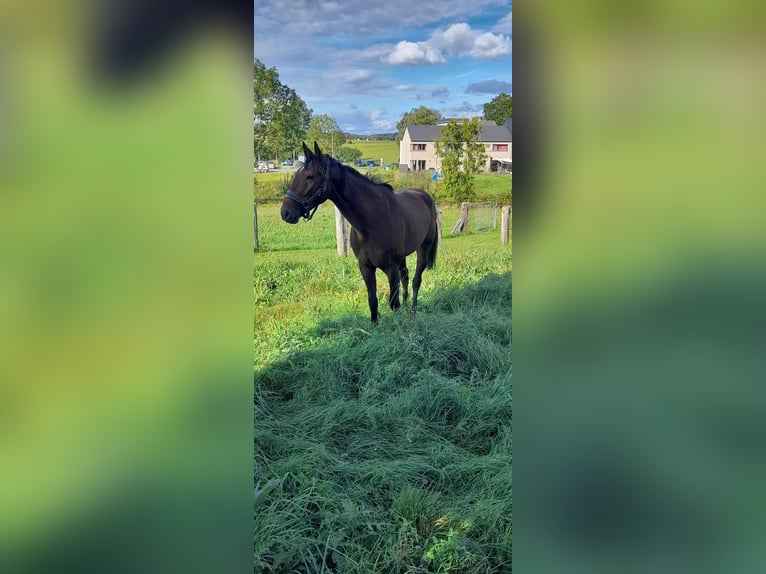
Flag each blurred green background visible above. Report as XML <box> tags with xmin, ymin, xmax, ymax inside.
<box><xmin>517</xmin><ymin>1</ymin><xmax>766</xmax><ymax>573</ymax></box>
<box><xmin>0</xmin><ymin>3</ymin><xmax>252</xmax><ymax>573</ymax></box>
<box><xmin>3</xmin><ymin>0</ymin><xmax>766</xmax><ymax>572</ymax></box>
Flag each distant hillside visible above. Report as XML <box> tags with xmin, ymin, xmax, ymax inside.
<box><xmin>343</xmin><ymin>132</ymin><xmax>397</xmax><ymax>141</ymax></box>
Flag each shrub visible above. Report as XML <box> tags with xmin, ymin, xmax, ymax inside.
<box><xmin>336</xmin><ymin>146</ymin><xmax>363</xmax><ymax>163</ymax></box>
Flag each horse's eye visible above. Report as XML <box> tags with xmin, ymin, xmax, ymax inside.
<box><xmin>306</xmin><ymin>175</ymin><xmax>314</xmax><ymax>180</ymax></box>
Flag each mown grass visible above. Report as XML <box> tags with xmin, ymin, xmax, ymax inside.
<box><xmin>346</xmin><ymin>139</ymin><xmax>400</xmax><ymax>164</ymax></box>
<box><xmin>255</xmin><ymin>203</ymin><xmax>511</xmax><ymax>573</ymax></box>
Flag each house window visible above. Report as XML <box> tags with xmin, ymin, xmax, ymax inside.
<box><xmin>492</xmin><ymin>144</ymin><xmax>509</xmax><ymax>152</ymax></box>
<box><xmin>410</xmin><ymin>160</ymin><xmax>426</xmax><ymax>171</ymax></box>
<box><xmin>411</xmin><ymin>144</ymin><xmax>426</xmax><ymax>151</ymax></box>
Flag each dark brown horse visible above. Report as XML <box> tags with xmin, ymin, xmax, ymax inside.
<box><xmin>281</xmin><ymin>142</ymin><xmax>438</xmax><ymax>323</ymax></box>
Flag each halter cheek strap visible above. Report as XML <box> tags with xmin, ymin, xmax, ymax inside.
<box><xmin>284</xmin><ymin>157</ymin><xmax>331</xmax><ymax>221</ymax></box>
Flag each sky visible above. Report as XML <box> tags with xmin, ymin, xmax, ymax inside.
<box><xmin>254</xmin><ymin>0</ymin><xmax>512</xmax><ymax>135</ymax></box>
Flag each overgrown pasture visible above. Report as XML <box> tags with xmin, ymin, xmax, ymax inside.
<box><xmin>255</xmin><ymin>201</ymin><xmax>512</xmax><ymax>573</ymax></box>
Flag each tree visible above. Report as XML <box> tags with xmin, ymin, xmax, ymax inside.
<box><xmin>268</xmin><ymin>89</ymin><xmax>311</xmax><ymax>160</ymax></box>
<box><xmin>396</xmin><ymin>106</ymin><xmax>442</xmax><ymax>140</ymax></box>
<box><xmin>336</xmin><ymin>146</ymin><xmax>363</xmax><ymax>163</ymax></box>
<box><xmin>306</xmin><ymin>115</ymin><xmax>346</xmax><ymax>156</ymax></box>
<box><xmin>434</xmin><ymin>118</ymin><xmax>485</xmax><ymax>203</ymax></box>
<box><xmin>482</xmin><ymin>93</ymin><xmax>512</xmax><ymax>125</ymax></box>
<box><xmin>253</xmin><ymin>59</ymin><xmax>311</xmax><ymax>161</ymax></box>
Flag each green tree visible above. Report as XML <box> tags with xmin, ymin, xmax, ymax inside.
<box><xmin>482</xmin><ymin>93</ymin><xmax>512</xmax><ymax>125</ymax></box>
<box><xmin>396</xmin><ymin>106</ymin><xmax>442</xmax><ymax>140</ymax></box>
<box><xmin>306</xmin><ymin>115</ymin><xmax>346</xmax><ymax>156</ymax></box>
<box><xmin>335</xmin><ymin>146</ymin><xmax>363</xmax><ymax>163</ymax></box>
<box><xmin>253</xmin><ymin>59</ymin><xmax>311</xmax><ymax>161</ymax></box>
<box><xmin>268</xmin><ymin>89</ymin><xmax>311</xmax><ymax>160</ymax></box>
<box><xmin>435</xmin><ymin>118</ymin><xmax>485</xmax><ymax>203</ymax></box>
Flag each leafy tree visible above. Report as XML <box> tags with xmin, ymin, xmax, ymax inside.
<box><xmin>396</xmin><ymin>106</ymin><xmax>442</xmax><ymax>140</ymax></box>
<box><xmin>306</xmin><ymin>115</ymin><xmax>346</xmax><ymax>156</ymax></box>
<box><xmin>253</xmin><ymin>59</ymin><xmax>311</xmax><ymax>161</ymax></box>
<box><xmin>336</xmin><ymin>146</ymin><xmax>363</xmax><ymax>163</ymax></box>
<box><xmin>435</xmin><ymin>118</ymin><xmax>485</xmax><ymax>203</ymax></box>
<box><xmin>482</xmin><ymin>93</ymin><xmax>512</xmax><ymax>125</ymax></box>
<box><xmin>268</xmin><ymin>89</ymin><xmax>311</xmax><ymax>160</ymax></box>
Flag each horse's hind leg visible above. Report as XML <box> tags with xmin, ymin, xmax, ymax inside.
<box><xmin>411</xmin><ymin>247</ymin><xmax>430</xmax><ymax>315</ymax></box>
<box><xmin>385</xmin><ymin>265</ymin><xmax>402</xmax><ymax>311</ymax></box>
<box><xmin>400</xmin><ymin>262</ymin><xmax>409</xmax><ymax>304</ymax></box>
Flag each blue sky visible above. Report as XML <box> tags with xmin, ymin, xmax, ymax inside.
<box><xmin>254</xmin><ymin>1</ymin><xmax>512</xmax><ymax>135</ymax></box>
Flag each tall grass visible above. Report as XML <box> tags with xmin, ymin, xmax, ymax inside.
<box><xmin>255</xmin><ymin>278</ymin><xmax>512</xmax><ymax>573</ymax></box>
<box><xmin>255</xmin><ymin>203</ymin><xmax>512</xmax><ymax>573</ymax></box>
<box><xmin>254</xmin><ymin>173</ymin><xmax>292</xmax><ymax>203</ymax></box>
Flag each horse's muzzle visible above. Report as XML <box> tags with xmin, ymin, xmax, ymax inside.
<box><xmin>281</xmin><ymin>204</ymin><xmax>300</xmax><ymax>224</ymax></box>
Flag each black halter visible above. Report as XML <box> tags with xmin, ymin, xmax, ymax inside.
<box><xmin>284</xmin><ymin>156</ymin><xmax>332</xmax><ymax>221</ymax></box>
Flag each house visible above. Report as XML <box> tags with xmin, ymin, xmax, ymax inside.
<box><xmin>399</xmin><ymin>118</ymin><xmax>512</xmax><ymax>173</ymax></box>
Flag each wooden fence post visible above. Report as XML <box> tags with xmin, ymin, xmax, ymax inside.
<box><xmin>254</xmin><ymin>202</ymin><xmax>259</xmax><ymax>250</ymax></box>
<box><xmin>335</xmin><ymin>206</ymin><xmax>350</xmax><ymax>256</ymax></box>
<box><xmin>500</xmin><ymin>205</ymin><xmax>511</xmax><ymax>245</ymax></box>
<box><xmin>451</xmin><ymin>202</ymin><xmax>470</xmax><ymax>233</ymax></box>
<box><xmin>436</xmin><ymin>209</ymin><xmax>443</xmax><ymax>248</ymax></box>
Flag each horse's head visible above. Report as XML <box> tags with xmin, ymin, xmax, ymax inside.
<box><xmin>281</xmin><ymin>141</ymin><xmax>331</xmax><ymax>223</ymax></box>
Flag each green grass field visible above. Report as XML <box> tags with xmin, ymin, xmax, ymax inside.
<box><xmin>255</xmin><ymin>163</ymin><xmax>512</xmax><ymax>205</ymax></box>
<box><xmin>346</xmin><ymin>139</ymin><xmax>400</xmax><ymax>164</ymax></box>
<box><xmin>255</xmin><ymin>203</ymin><xmax>512</xmax><ymax>572</ymax></box>
<box><xmin>255</xmin><ymin>139</ymin><xmax>511</xmax><ymax>205</ymax></box>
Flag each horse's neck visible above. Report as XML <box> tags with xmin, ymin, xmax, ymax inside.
<box><xmin>329</xmin><ymin>171</ymin><xmax>381</xmax><ymax>234</ymax></box>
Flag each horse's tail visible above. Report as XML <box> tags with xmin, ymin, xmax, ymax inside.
<box><xmin>425</xmin><ymin>201</ymin><xmax>438</xmax><ymax>269</ymax></box>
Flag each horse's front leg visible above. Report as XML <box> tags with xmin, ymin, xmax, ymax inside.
<box><xmin>359</xmin><ymin>262</ymin><xmax>378</xmax><ymax>323</ymax></box>
<box><xmin>385</xmin><ymin>266</ymin><xmax>402</xmax><ymax>311</ymax></box>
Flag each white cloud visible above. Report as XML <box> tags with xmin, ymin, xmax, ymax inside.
<box><xmin>471</xmin><ymin>32</ymin><xmax>511</xmax><ymax>59</ymax></box>
<box><xmin>444</xmin><ymin>101</ymin><xmax>481</xmax><ymax>117</ymax></box>
<box><xmin>384</xmin><ymin>23</ymin><xmax>510</xmax><ymax>66</ymax></box>
<box><xmin>493</xmin><ymin>12</ymin><xmax>512</xmax><ymax>35</ymax></box>
<box><xmin>385</xmin><ymin>41</ymin><xmax>446</xmax><ymax>65</ymax></box>
<box><xmin>430</xmin><ymin>23</ymin><xmax>476</xmax><ymax>56</ymax></box>
<box><xmin>256</xmin><ymin>0</ymin><xmax>509</xmax><ymax>36</ymax></box>
<box><xmin>369</xmin><ymin>109</ymin><xmax>394</xmax><ymax>131</ymax></box>
<box><xmin>336</xmin><ymin>108</ymin><xmax>395</xmax><ymax>134</ymax></box>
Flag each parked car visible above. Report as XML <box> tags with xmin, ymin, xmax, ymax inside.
<box><xmin>366</xmin><ymin>160</ymin><xmax>377</xmax><ymax>167</ymax></box>
<box><xmin>281</xmin><ymin>159</ymin><xmax>293</xmax><ymax>166</ymax></box>
<box><xmin>384</xmin><ymin>163</ymin><xmax>397</xmax><ymax>170</ymax></box>
<box><xmin>354</xmin><ymin>159</ymin><xmax>366</xmax><ymax>167</ymax></box>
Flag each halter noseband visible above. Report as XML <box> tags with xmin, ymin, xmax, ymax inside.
<box><xmin>284</xmin><ymin>156</ymin><xmax>332</xmax><ymax>221</ymax></box>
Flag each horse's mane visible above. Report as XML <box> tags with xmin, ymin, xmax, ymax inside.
<box><xmin>338</xmin><ymin>161</ymin><xmax>394</xmax><ymax>192</ymax></box>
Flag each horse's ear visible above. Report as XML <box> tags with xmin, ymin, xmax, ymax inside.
<box><xmin>313</xmin><ymin>141</ymin><xmax>324</xmax><ymax>160</ymax></box>
<box><xmin>302</xmin><ymin>141</ymin><xmax>313</xmax><ymax>159</ymax></box>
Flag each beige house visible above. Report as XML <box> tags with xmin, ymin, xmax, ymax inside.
<box><xmin>399</xmin><ymin>119</ymin><xmax>512</xmax><ymax>173</ymax></box>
